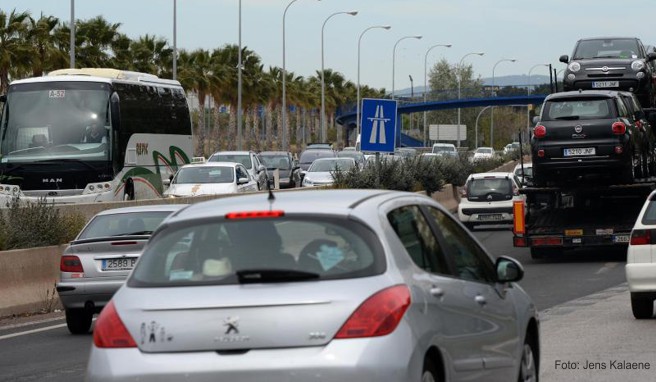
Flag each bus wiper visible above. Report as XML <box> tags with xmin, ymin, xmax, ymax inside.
<box><xmin>36</xmin><ymin>158</ymin><xmax>99</xmax><ymax>171</ymax></box>
<box><xmin>236</xmin><ymin>269</ymin><xmax>320</xmax><ymax>283</ymax></box>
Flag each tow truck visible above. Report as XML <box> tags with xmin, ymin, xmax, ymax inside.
<box><xmin>512</xmin><ymin>181</ymin><xmax>655</xmax><ymax>258</ymax></box>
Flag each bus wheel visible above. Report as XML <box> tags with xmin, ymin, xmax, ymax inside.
<box><xmin>124</xmin><ymin>178</ymin><xmax>135</xmax><ymax>201</ymax></box>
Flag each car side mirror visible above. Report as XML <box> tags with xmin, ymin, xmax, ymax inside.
<box><xmin>496</xmin><ymin>256</ymin><xmax>524</xmax><ymax>283</ymax></box>
<box><xmin>163</xmin><ymin>178</ymin><xmax>171</xmax><ymax>186</ymax></box>
<box><xmin>258</xmin><ymin>164</ymin><xmax>266</xmax><ymax>173</ymax></box>
<box><xmin>532</xmin><ymin>116</ymin><xmax>540</xmax><ymax>125</ymax></box>
<box><xmin>238</xmin><ymin>177</ymin><xmax>249</xmax><ymax>185</ymax></box>
<box><xmin>648</xmin><ymin>52</ymin><xmax>656</xmax><ymax>61</ymax></box>
<box><xmin>559</xmin><ymin>54</ymin><xmax>569</xmax><ymax>63</ymax></box>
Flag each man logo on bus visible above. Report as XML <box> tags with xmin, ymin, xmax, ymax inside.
<box><xmin>136</xmin><ymin>143</ymin><xmax>149</xmax><ymax>156</ymax></box>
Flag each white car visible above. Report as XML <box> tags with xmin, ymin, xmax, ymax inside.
<box><xmin>503</xmin><ymin>142</ymin><xmax>521</xmax><ymax>155</ymax></box>
<box><xmin>626</xmin><ymin>190</ymin><xmax>656</xmax><ymax>318</ymax></box>
<box><xmin>470</xmin><ymin>147</ymin><xmax>495</xmax><ymax>162</ymax></box>
<box><xmin>431</xmin><ymin>143</ymin><xmax>458</xmax><ymax>158</ymax></box>
<box><xmin>163</xmin><ymin>162</ymin><xmax>258</xmax><ymax>197</ymax></box>
<box><xmin>458</xmin><ymin>172</ymin><xmax>525</xmax><ymax>229</ymax></box>
<box><xmin>513</xmin><ymin>162</ymin><xmax>533</xmax><ymax>186</ymax></box>
<box><xmin>301</xmin><ymin>157</ymin><xmax>356</xmax><ymax>187</ymax></box>
<box><xmin>207</xmin><ymin>150</ymin><xmax>268</xmax><ymax>190</ymax></box>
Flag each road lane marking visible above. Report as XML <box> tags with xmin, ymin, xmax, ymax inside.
<box><xmin>595</xmin><ymin>262</ymin><xmax>619</xmax><ymax>275</ymax></box>
<box><xmin>0</xmin><ymin>323</ymin><xmax>68</xmax><ymax>340</ymax></box>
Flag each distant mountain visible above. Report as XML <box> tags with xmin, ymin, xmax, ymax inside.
<box><xmin>394</xmin><ymin>74</ymin><xmax>552</xmax><ymax>96</ymax></box>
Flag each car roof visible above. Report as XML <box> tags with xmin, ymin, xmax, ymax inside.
<box><xmin>259</xmin><ymin>151</ymin><xmax>290</xmax><ymax>155</ymax></box>
<box><xmin>93</xmin><ymin>204</ymin><xmax>189</xmax><ymax>216</ymax></box>
<box><xmin>546</xmin><ymin>90</ymin><xmax>619</xmax><ymax>101</ymax></box>
<box><xmin>162</xmin><ymin>189</ymin><xmax>401</xmax><ymax>224</ymax></box>
<box><xmin>180</xmin><ymin>162</ymin><xmax>238</xmax><ymax>169</ymax></box>
<box><xmin>577</xmin><ymin>36</ymin><xmax>639</xmax><ymax>42</ymax></box>
<box><xmin>210</xmin><ymin>151</ymin><xmax>254</xmax><ymax>155</ymax></box>
<box><xmin>467</xmin><ymin>172</ymin><xmax>514</xmax><ymax>180</ymax></box>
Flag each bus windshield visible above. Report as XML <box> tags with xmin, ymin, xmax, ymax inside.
<box><xmin>0</xmin><ymin>81</ymin><xmax>112</xmax><ymax>163</ymax></box>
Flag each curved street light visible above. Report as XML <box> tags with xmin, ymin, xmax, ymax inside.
<box><xmin>357</xmin><ymin>25</ymin><xmax>391</xmax><ymax>140</ymax></box>
<box><xmin>456</xmin><ymin>52</ymin><xmax>484</xmax><ymax>147</ymax></box>
<box><xmin>321</xmin><ymin>10</ymin><xmax>358</xmax><ymax>142</ymax></box>
<box><xmin>392</xmin><ymin>35</ymin><xmax>422</xmax><ymax>100</ymax></box>
<box><xmin>423</xmin><ymin>43</ymin><xmax>451</xmax><ymax>146</ymax></box>
<box><xmin>490</xmin><ymin>58</ymin><xmax>516</xmax><ymax>149</ymax></box>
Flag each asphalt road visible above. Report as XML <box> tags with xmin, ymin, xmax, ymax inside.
<box><xmin>0</xmin><ymin>225</ymin><xmax>628</xmax><ymax>382</ymax></box>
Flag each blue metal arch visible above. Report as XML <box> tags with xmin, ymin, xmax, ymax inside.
<box><xmin>336</xmin><ymin>95</ymin><xmax>548</xmax><ymax>147</ymax></box>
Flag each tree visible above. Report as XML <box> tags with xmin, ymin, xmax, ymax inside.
<box><xmin>75</xmin><ymin>16</ymin><xmax>122</xmax><ymax>67</ymax></box>
<box><xmin>27</xmin><ymin>13</ymin><xmax>67</xmax><ymax>77</ymax></box>
<box><xmin>0</xmin><ymin>9</ymin><xmax>31</xmax><ymax>94</ymax></box>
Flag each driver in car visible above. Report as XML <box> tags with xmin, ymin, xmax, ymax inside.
<box><xmin>82</xmin><ymin>123</ymin><xmax>108</xmax><ymax>143</ymax></box>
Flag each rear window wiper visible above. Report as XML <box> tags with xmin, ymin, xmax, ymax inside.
<box><xmin>553</xmin><ymin>116</ymin><xmax>580</xmax><ymax>120</ymax></box>
<box><xmin>237</xmin><ymin>269</ymin><xmax>320</xmax><ymax>283</ymax></box>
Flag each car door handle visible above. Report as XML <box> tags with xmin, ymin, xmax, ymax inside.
<box><xmin>475</xmin><ymin>295</ymin><xmax>487</xmax><ymax>306</ymax></box>
<box><xmin>429</xmin><ymin>287</ymin><xmax>444</xmax><ymax>298</ymax></box>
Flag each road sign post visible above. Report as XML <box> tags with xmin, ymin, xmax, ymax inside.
<box><xmin>360</xmin><ymin>98</ymin><xmax>398</xmax><ymax>153</ymax></box>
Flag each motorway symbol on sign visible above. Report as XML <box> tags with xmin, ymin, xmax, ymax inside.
<box><xmin>360</xmin><ymin>98</ymin><xmax>397</xmax><ymax>153</ymax></box>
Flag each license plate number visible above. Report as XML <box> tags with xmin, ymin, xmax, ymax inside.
<box><xmin>613</xmin><ymin>235</ymin><xmax>630</xmax><ymax>243</ymax></box>
<box><xmin>102</xmin><ymin>258</ymin><xmax>137</xmax><ymax>271</ymax></box>
<box><xmin>592</xmin><ymin>81</ymin><xmax>619</xmax><ymax>88</ymax></box>
<box><xmin>478</xmin><ymin>214</ymin><xmax>503</xmax><ymax>221</ymax></box>
<box><xmin>564</xmin><ymin>147</ymin><xmax>595</xmax><ymax>157</ymax></box>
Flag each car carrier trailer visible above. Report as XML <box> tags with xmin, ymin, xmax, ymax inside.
<box><xmin>512</xmin><ymin>182</ymin><xmax>655</xmax><ymax>259</ymax></box>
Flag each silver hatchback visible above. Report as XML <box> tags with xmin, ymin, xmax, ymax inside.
<box><xmin>57</xmin><ymin>204</ymin><xmax>187</xmax><ymax>334</ymax></box>
<box><xmin>87</xmin><ymin>190</ymin><xmax>539</xmax><ymax>382</ymax></box>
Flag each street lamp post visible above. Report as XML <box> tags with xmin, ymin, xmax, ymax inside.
<box><xmin>409</xmin><ymin>75</ymin><xmax>414</xmax><ymax>130</ymax></box>
<box><xmin>237</xmin><ymin>0</ymin><xmax>243</xmax><ymax>150</ymax></box>
<box><xmin>392</xmin><ymin>35</ymin><xmax>422</xmax><ymax>100</ymax></box>
<box><xmin>357</xmin><ymin>25</ymin><xmax>391</xmax><ymax>142</ymax></box>
<box><xmin>321</xmin><ymin>10</ymin><xmax>358</xmax><ymax>143</ymax></box>
<box><xmin>490</xmin><ymin>58</ymin><xmax>516</xmax><ymax>149</ymax></box>
<box><xmin>527</xmin><ymin>63</ymin><xmax>550</xmax><ymax>139</ymax></box>
<box><xmin>423</xmin><ymin>43</ymin><xmax>451</xmax><ymax>146</ymax></box>
<box><xmin>70</xmin><ymin>0</ymin><xmax>75</xmax><ymax>68</ymax></box>
<box><xmin>456</xmin><ymin>52</ymin><xmax>484</xmax><ymax>147</ymax></box>
<box><xmin>173</xmin><ymin>0</ymin><xmax>177</xmax><ymax>80</ymax></box>
<box><xmin>475</xmin><ymin>106</ymin><xmax>493</xmax><ymax>148</ymax></box>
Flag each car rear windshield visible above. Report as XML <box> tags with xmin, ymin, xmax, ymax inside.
<box><xmin>515</xmin><ymin>166</ymin><xmax>533</xmax><ymax>178</ymax></box>
<box><xmin>260</xmin><ymin>155</ymin><xmax>291</xmax><ymax>170</ymax></box>
<box><xmin>299</xmin><ymin>150</ymin><xmax>334</xmax><ymax>164</ymax></box>
<box><xmin>574</xmin><ymin>38</ymin><xmax>641</xmax><ymax>60</ymax></box>
<box><xmin>128</xmin><ymin>216</ymin><xmax>385</xmax><ymax>287</ymax></box>
<box><xmin>209</xmin><ymin>154</ymin><xmax>252</xmax><ymax>169</ymax></box>
<box><xmin>175</xmin><ymin>166</ymin><xmax>234</xmax><ymax>184</ymax></box>
<box><xmin>79</xmin><ymin>211</ymin><xmax>175</xmax><ymax>239</ymax></box>
<box><xmin>542</xmin><ymin>98</ymin><xmax>613</xmax><ymax>121</ymax></box>
<box><xmin>641</xmin><ymin>201</ymin><xmax>656</xmax><ymax>225</ymax></box>
<box><xmin>309</xmin><ymin>159</ymin><xmax>355</xmax><ymax>172</ymax></box>
<box><xmin>467</xmin><ymin>178</ymin><xmax>512</xmax><ymax>198</ymax></box>
<box><xmin>432</xmin><ymin>145</ymin><xmax>456</xmax><ymax>154</ymax></box>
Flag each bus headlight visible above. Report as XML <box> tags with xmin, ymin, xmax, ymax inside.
<box><xmin>84</xmin><ymin>183</ymin><xmax>112</xmax><ymax>194</ymax></box>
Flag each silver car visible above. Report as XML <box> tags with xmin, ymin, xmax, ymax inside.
<box><xmin>57</xmin><ymin>204</ymin><xmax>187</xmax><ymax>334</ymax></box>
<box><xmin>87</xmin><ymin>190</ymin><xmax>539</xmax><ymax>382</ymax></box>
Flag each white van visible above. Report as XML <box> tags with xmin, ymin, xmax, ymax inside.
<box><xmin>431</xmin><ymin>143</ymin><xmax>458</xmax><ymax>158</ymax></box>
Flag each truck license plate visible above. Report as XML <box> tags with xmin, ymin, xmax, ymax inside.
<box><xmin>613</xmin><ymin>235</ymin><xmax>630</xmax><ymax>243</ymax></box>
<box><xmin>101</xmin><ymin>257</ymin><xmax>137</xmax><ymax>271</ymax></box>
<box><xmin>592</xmin><ymin>81</ymin><xmax>619</xmax><ymax>88</ymax></box>
<box><xmin>564</xmin><ymin>147</ymin><xmax>595</xmax><ymax>157</ymax></box>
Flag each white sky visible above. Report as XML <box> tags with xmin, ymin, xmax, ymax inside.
<box><xmin>4</xmin><ymin>0</ymin><xmax>656</xmax><ymax>91</ymax></box>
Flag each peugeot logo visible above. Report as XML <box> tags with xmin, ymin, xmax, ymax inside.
<box><xmin>223</xmin><ymin>317</ymin><xmax>239</xmax><ymax>335</ymax></box>
<box><xmin>574</xmin><ymin>125</ymin><xmax>583</xmax><ymax>133</ymax></box>
<box><xmin>601</xmin><ymin>66</ymin><xmax>609</xmax><ymax>72</ymax></box>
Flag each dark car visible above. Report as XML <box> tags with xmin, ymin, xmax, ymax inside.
<box><xmin>259</xmin><ymin>151</ymin><xmax>301</xmax><ymax>189</ymax></box>
<box><xmin>560</xmin><ymin>37</ymin><xmax>656</xmax><ymax>108</ymax></box>
<box><xmin>531</xmin><ymin>90</ymin><xmax>656</xmax><ymax>186</ymax></box>
<box><xmin>298</xmin><ymin>147</ymin><xmax>336</xmax><ymax>171</ymax></box>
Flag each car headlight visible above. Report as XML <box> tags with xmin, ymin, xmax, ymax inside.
<box><xmin>568</xmin><ymin>62</ymin><xmax>581</xmax><ymax>73</ymax></box>
<box><xmin>567</xmin><ymin>73</ymin><xmax>576</xmax><ymax>81</ymax></box>
<box><xmin>632</xmin><ymin>60</ymin><xmax>645</xmax><ymax>71</ymax></box>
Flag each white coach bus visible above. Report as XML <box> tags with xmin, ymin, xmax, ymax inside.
<box><xmin>0</xmin><ymin>68</ymin><xmax>193</xmax><ymax>204</ymax></box>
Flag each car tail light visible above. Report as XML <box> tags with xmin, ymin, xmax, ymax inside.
<box><xmin>630</xmin><ymin>229</ymin><xmax>652</xmax><ymax>246</ymax></box>
<box><xmin>636</xmin><ymin>120</ymin><xmax>643</xmax><ymax>129</ymax></box>
<box><xmin>512</xmin><ymin>186</ymin><xmax>520</xmax><ymax>196</ymax></box>
<box><xmin>614</xmin><ymin>146</ymin><xmax>623</xmax><ymax>154</ymax></box>
<box><xmin>335</xmin><ymin>285</ymin><xmax>411</xmax><ymax>339</ymax></box>
<box><xmin>93</xmin><ymin>301</ymin><xmax>137</xmax><ymax>348</ymax></box>
<box><xmin>225</xmin><ymin>210</ymin><xmax>285</xmax><ymax>219</ymax></box>
<box><xmin>612</xmin><ymin>122</ymin><xmax>626</xmax><ymax>135</ymax></box>
<box><xmin>537</xmin><ymin>149</ymin><xmax>545</xmax><ymax>158</ymax></box>
<box><xmin>534</xmin><ymin>125</ymin><xmax>546</xmax><ymax>138</ymax></box>
<box><xmin>514</xmin><ymin>236</ymin><xmax>528</xmax><ymax>247</ymax></box>
<box><xmin>60</xmin><ymin>256</ymin><xmax>83</xmax><ymax>273</ymax></box>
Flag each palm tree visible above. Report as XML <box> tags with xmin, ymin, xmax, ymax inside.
<box><xmin>110</xmin><ymin>33</ymin><xmax>134</xmax><ymax>70</ymax></box>
<box><xmin>0</xmin><ymin>9</ymin><xmax>31</xmax><ymax>93</ymax></box>
<box><xmin>131</xmin><ymin>34</ymin><xmax>172</xmax><ymax>77</ymax></box>
<box><xmin>27</xmin><ymin>13</ymin><xmax>67</xmax><ymax>77</ymax></box>
<box><xmin>75</xmin><ymin>16</ymin><xmax>122</xmax><ymax>67</ymax></box>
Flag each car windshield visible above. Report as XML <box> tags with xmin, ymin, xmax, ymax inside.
<box><xmin>309</xmin><ymin>159</ymin><xmax>355</xmax><ymax>172</ymax></box>
<box><xmin>543</xmin><ymin>99</ymin><xmax>612</xmax><ymax>120</ymax></box>
<box><xmin>260</xmin><ymin>155</ymin><xmax>291</xmax><ymax>170</ymax></box>
<box><xmin>467</xmin><ymin>178</ymin><xmax>512</xmax><ymax>197</ymax></box>
<box><xmin>174</xmin><ymin>166</ymin><xmax>234</xmax><ymax>184</ymax></box>
<box><xmin>476</xmin><ymin>148</ymin><xmax>493</xmax><ymax>154</ymax></box>
<box><xmin>574</xmin><ymin>38</ymin><xmax>641</xmax><ymax>59</ymax></box>
<box><xmin>78</xmin><ymin>211</ymin><xmax>175</xmax><ymax>238</ymax></box>
<box><xmin>128</xmin><ymin>216</ymin><xmax>384</xmax><ymax>287</ymax></box>
<box><xmin>209</xmin><ymin>154</ymin><xmax>252</xmax><ymax>169</ymax></box>
<box><xmin>432</xmin><ymin>146</ymin><xmax>456</xmax><ymax>154</ymax></box>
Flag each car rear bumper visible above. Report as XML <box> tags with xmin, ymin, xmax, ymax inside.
<box><xmin>57</xmin><ymin>279</ymin><xmax>125</xmax><ymax>309</ymax></box>
<box><xmin>564</xmin><ymin>78</ymin><xmax>650</xmax><ymax>96</ymax></box>
<box><xmin>626</xmin><ymin>263</ymin><xmax>656</xmax><ymax>292</ymax></box>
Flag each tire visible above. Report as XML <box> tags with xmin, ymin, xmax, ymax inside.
<box><xmin>65</xmin><ymin>308</ymin><xmax>93</xmax><ymax>334</ymax></box>
<box><xmin>630</xmin><ymin>294</ymin><xmax>654</xmax><ymax>319</ymax></box>
<box><xmin>422</xmin><ymin>358</ymin><xmax>440</xmax><ymax>382</ymax></box>
<box><xmin>518</xmin><ymin>337</ymin><xmax>539</xmax><ymax>382</ymax></box>
<box><xmin>123</xmin><ymin>178</ymin><xmax>135</xmax><ymax>201</ymax></box>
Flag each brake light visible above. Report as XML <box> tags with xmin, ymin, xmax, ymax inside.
<box><xmin>630</xmin><ymin>229</ymin><xmax>652</xmax><ymax>246</ymax></box>
<box><xmin>93</xmin><ymin>301</ymin><xmax>137</xmax><ymax>348</ymax></box>
<box><xmin>614</xmin><ymin>146</ymin><xmax>623</xmax><ymax>154</ymax></box>
<box><xmin>225</xmin><ymin>210</ymin><xmax>285</xmax><ymax>219</ymax></box>
<box><xmin>335</xmin><ymin>285</ymin><xmax>411</xmax><ymax>339</ymax></box>
<box><xmin>537</xmin><ymin>149</ymin><xmax>545</xmax><ymax>158</ymax></box>
<box><xmin>534</xmin><ymin>125</ymin><xmax>546</xmax><ymax>138</ymax></box>
<box><xmin>60</xmin><ymin>256</ymin><xmax>83</xmax><ymax>273</ymax></box>
<box><xmin>612</xmin><ymin>122</ymin><xmax>626</xmax><ymax>135</ymax></box>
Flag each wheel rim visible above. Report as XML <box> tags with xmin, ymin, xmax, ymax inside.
<box><xmin>421</xmin><ymin>370</ymin><xmax>436</xmax><ymax>382</ymax></box>
<box><xmin>519</xmin><ymin>343</ymin><xmax>537</xmax><ymax>382</ymax></box>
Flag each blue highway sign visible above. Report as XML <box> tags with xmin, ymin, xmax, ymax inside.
<box><xmin>360</xmin><ymin>98</ymin><xmax>397</xmax><ymax>153</ymax></box>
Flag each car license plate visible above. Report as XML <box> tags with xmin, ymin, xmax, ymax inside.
<box><xmin>613</xmin><ymin>235</ymin><xmax>630</xmax><ymax>243</ymax></box>
<box><xmin>478</xmin><ymin>214</ymin><xmax>503</xmax><ymax>221</ymax></box>
<box><xmin>564</xmin><ymin>147</ymin><xmax>595</xmax><ymax>157</ymax></box>
<box><xmin>101</xmin><ymin>257</ymin><xmax>137</xmax><ymax>271</ymax></box>
<box><xmin>592</xmin><ymin>81</ymin><xmax>619</xmax><ymax>88</ymax></box>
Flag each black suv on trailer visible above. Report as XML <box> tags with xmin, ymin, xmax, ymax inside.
<box><xmin>531</xmin><ymin>90</ymin><xmax>656</xmax><ymax>186</ymax></box>
<box><xmin>560</xmin><ymin>37</ymin><xmax>656</xmax><ymax>108</ymax></box>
